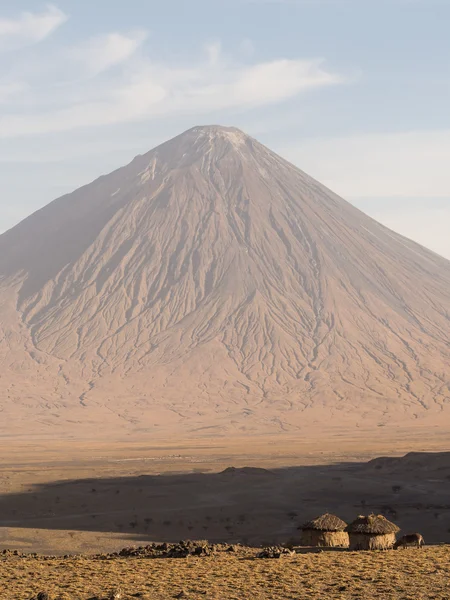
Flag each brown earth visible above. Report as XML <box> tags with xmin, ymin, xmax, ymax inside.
<box><xmin>1</xmin><ymin>545</ymin><xmax>450</xmax><ymax>600</ymax></box>
<box><xmin>1</xmin><ymin>443</ymin><xmax>449</xmax><ymax>598</ymax></box>
<box><xmin>0</xmin><ymin>125</ymin><xmax>449</xmax><ymax>440</ymax></box>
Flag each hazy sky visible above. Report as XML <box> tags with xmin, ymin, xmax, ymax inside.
<box><xmin>1</xmin><ymin>1</ymin><xmax>449</xmax><ymax>259</ymax></box>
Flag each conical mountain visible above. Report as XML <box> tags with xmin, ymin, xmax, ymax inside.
<box><xmin>1</xmin><ymin>125</ymin><xmax>449</xmax><ymax>439</ymax></box>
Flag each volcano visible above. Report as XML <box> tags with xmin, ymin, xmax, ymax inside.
<box><xmin>1</xmin><ymin>125</ymin><xmax>449</xmax><ymax>439</ymax></box>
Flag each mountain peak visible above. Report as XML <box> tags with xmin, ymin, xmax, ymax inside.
<box><xmin>169</xmin><ymin>124</ymin><xmax>251</xmax><ymax>153</ymax></box>
<box><xmin>134</xmin><ymin>124</ymin><xmax>257</xmax><ymax>179</ymax></box>
<box><xmin>187</xmin><ymin>124</ymin><xmax>247</xmax><ymax>137</ymax></box>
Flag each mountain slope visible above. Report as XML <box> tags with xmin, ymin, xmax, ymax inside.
<box><xmin>1</xmin><ymin>125</ymin><xmax>449</xmax><ymax>438</ymax></box>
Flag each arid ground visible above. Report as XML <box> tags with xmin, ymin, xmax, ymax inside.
<box><xmin>1</xmin><ymin>436</ymin><xmax>450</xmax><ymax>598</ymax></box>
<box><xmin>1</xmin><ymin>435</ymin><xmax>450</xmax><ymax>553</ymax></box>
<box><xmin>2</xmin><ymin>545</ymin><xmax>450</xmax><ymax>600</ymax></box>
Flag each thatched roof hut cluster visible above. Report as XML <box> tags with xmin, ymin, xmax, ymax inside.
<box><xmin>299</xmin><ymin>513</ymin><xmax>400</xmax><ymax>550</ymax></box>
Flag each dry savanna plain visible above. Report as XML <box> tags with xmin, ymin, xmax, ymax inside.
<box><xmin>1</xmin><ymin>434</ymin><xmax>450</xmax><ymax>599</ymax></box>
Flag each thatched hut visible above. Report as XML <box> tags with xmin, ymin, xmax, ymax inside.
<box><xmin>299</xmin><ymin>513</ymin><xmax>349</xmax><ymax>547</ymax></box>
<box><xmin>346</xmin><ymin>514</ymin><xmax>400</xmax><ymax>550</ymax></box>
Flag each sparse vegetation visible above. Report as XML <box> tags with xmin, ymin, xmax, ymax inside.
<box><xmin>1</xmin><ymin>444</ymin><xmax>450</xmax><ymax>598</ymax></box>
<box><xmin>2</xmin><ymin>545</ymin><xmax>450</xmax><ymax>599</ymax></box>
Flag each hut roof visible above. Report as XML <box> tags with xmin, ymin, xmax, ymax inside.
<box><xmin>345</xmin><ymin>514</ymin><xmax>400</xmax><ymax>535</ymax></box>
<box><xmin>300</xmin><ymin>513</ymin><xmax>348</xmax><ymax>532</ymax></box>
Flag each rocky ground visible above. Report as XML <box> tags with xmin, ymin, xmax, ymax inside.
<box><xmin>1</xmin><ymin>543</ymin><xmax>449</xmax><ymax>600</ymax></box>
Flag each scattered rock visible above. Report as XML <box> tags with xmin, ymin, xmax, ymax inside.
<box><xmin>174</xmin><ymin>591</ymin><xmax>189</xmax><ymax>599</ymax></box>
<box><xmin>2</xmin><ymin>549</ymin><xmax>25</xmax><ymax>558</ymax></box>
<box><xmin>104</xmin><ymin>540</ymin><xmax>224</xmax><ymax>560</ymax></box>
<box><xmin>2</xmin><ymin>540</ymin><xmax>248</xmax><ymax>567</ymax></box>
<box><xmin>256</xmin><ymin>546</ymin><xmax>295</xmax><ymax>559</ymax></box>
<box><xmin>30</xmin><ymin>593</ymin><xmax>51</xmax><ymax>600</ymax></box>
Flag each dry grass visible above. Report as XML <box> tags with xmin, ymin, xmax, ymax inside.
<box><xmin>1</xmin><ymin>546</ymin><xmax>449</xmax><ymax>600</ymax></box>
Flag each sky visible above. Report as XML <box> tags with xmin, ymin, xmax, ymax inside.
<box><xmin>1</xmin><ymin>0</ymin><xmax>449</xmax><ymax>259</ymax></box>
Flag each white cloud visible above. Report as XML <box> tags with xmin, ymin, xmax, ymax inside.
<box><xmin>280</xmin><ymin>130</ymin><xmax>450</xmax><ymax>198</ymax></box>
<box><xmin>229</xmin><ymin>59</ymin><xmax>342</xmax><ymax>105</ymax></box>
<box><xmin>0</xmin><ymin>5</ymin><xmax>68</xmax><ymax>50</ymax></box>
<box><xmin>0</xmin><ymin>45</ymin><xmax>344</xmax><ymax>137</ymax></box>
<box><xmin>71</xmin><ymin>30</ymin><xmax>147</xmax><ymax>75</ymax></box>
